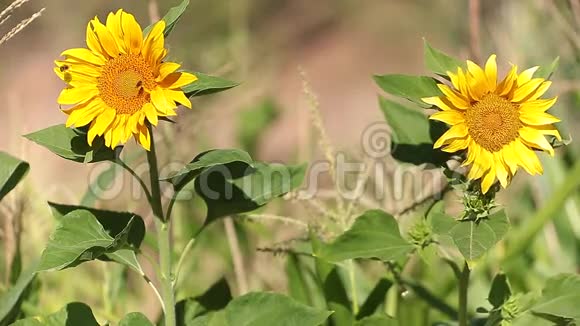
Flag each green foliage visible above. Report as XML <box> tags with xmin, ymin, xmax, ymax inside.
<box><xmin>182</xmin><ymin>72</ymin><xmax>239</xmax><ymax>98</ymax></box>
<box><xmin>356</xmin><ymin>278</ymin><xmax>393</xmax><ymax>320</ymax></box>
<box><xmin>38</xmin><ymin>208</ymin><xmax>145</xmax><ymax>272</ymax></box>
<box><xmin>0</xmin><ymin>152</ymin><xmax>29</xmax><ymax>203</ymax></box>
<box><xmin>176</xmin><ymin>278</ymin><xmax>232</xmax><ymax>325</ymax></box>
<box><xmin>118</xmin><ymin>312</ymin><xmax>154</xmax><ymax>326</ymax></box>
<box><xmin>143</xmin><ymin>0</ymin><xmax>190</xmax><ymax>37</ymax></box>
<box><xmin>488</xmin><ymin>273</ymin><xmax>512</xmax><ymax>309</ymax></box>
<box><xmin>374</xmin><ymin>74</ymin><xmax>442</xmax><ymax>107</ymax></box>
<box><xmin>0</xmin><ymin>264</ymin><xmax>36</xmax><ymax>326</ymax></box>
<box><xmin>423</xmin><ymin>39</ymin><xmax>464</xmax><ymax>76</ymax></box>
<box><xmin>11</xmin><ymin>302</ymin><xmax>98</xmax><ymax>326</ymax></box>
<box><xmin>354</xmin><ymin>315</ymin><xmax>399</xmax><ymax>326</ymax></box>
<box><xmin>535</xmin><ymin>57</ymin><xmax>560</xmax><ymax>80</ymax></box>
<box><xmin>316</xmin><ymin>210</ymin><xmax>414</xmax><ymax>263</ymax></box>
<box><xmin>378</xmin><ymin>96</ymin><xmax>448</xmax><ymax>166</ymax></box>
<box><xmin>23</xmin><ymin>125</ymin><xmax>115</xmax><ymax>163</ymax></box>
<box><xmin>194</xmin><ymin>161</ymin><xmax>306</xmax><ymax>225</ymax></box>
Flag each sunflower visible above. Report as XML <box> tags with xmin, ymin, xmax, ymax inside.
<box><xmin>423</xmin><ymin>55</ymin><xmax>561</xmax><ymax>193</ymax></box>
<box><xmin>54</xmin><ymin>9</ymin><xmax>197</xmax><ymax>150</ymax></box>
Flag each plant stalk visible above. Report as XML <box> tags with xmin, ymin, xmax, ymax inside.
<box><xmin>458</xmin><ymin>262</ymin><xmax>470</xmax><ymax>326</ymax></box>
<box><xmin>146</xmin><ymin>125</ymin><xmax>176</xmax><ymax>326</ymax></box>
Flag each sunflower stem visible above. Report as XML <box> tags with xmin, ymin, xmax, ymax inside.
<box><xmin>458</xmin><ymin>261</ymin><xmax>470</xmax><ymax>326</ymax></box>
<box><xmin>146</xmin><ymin>124</ymin><xmax>176</xmax><ymax>326</ymax></box>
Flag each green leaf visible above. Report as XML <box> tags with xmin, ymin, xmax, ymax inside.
<box><xmin>176</xmin><ymin>277</ymin><xmax>232</xmax><ymax>325</ymax></box>
<box><xmin>182</xmin><ymin>72</ymin><xmax>239</xmax><ymax>98</ymax></box>
<box><xmin>11</xmin><ymin>302</ymin><xmax>99</xmax><ymax>326</ymax></box>
<box><xmin>356</xmin><ymin>278</ymin><xmax>393</xmax><ymax>320</ymax></box>
<box><xmin>535</xmin><ymin>57</ymin><xmax>560</xmax><ymax>80</ymax></box>
<box><xmin>374</xmin><ymin>74</ymin><xmax>442</xmax><ymax>107</ymax></box>
<box><xmin>527</xmin><ymin>274</ymin><xmax>580</xmax><ymax>320</ymax></box>
<box><xmin>0</xmin><ymin>263</ymin><xmax>37</xmax><ymax>326</ymax></box>
<box><xmin>224</xmin><ymin>292</ymin><xmax>332</xmax><ymax>326</ymax></box>
<box><xmin>143</xmin><ymin>0</ymin><xmax>190</xmax><ymax>37</ymax></box>
<box><xmin>0</xmin><ymin>152</ymin><xmax>29</xmax><ymax>203</ymax></box>
<box><xmin>164</xmin><ymin>149</ymin><xmax>253</xmax><ymax>194</ymax></box>
<box><xmin>38</xmin><ymin>208</ymin><xmax>144</xmax><ymax>272</ymax></box>
<box><xmin>317</xmin><ymin>209</ymin><xmax>414</xmax><ymax>262</ymax></box>
<box><xmin>119</xmin><ymin>312</ymin><xmax>154</xmax><ymax>326</ymax></box>
<box><xmin>378</xmin><ymin>96</ymin><xmax>449</xmax><ymax>166</ymax></box>
<box><xmin>423</xmin><ymin>39</ymin><xmax>464</xmax><ymax>76</ymax></box>
<box><xmin>488</xmin><ymin>273</ymin><xmax>511</xmax><ymax>308</ymax></box>
<box><xmin>448</xmin><ymin>210</ymin><xmax>510</xmax><ymax>262</ymax></box>
<box><xmin>24</xmin><ymin>125</ymin><xmax>115</xmax><ymax>163</ymax></box>
<box><xmin>355</xmin><ymin>315</ymin><xmax>399</xmax><ymax>326</ymax></box>
<box><xmin>237</xmin><ymin>99</ymin><xmax>279</xmax><ymax>155</ymax></box>
<box><xmin>195</xmin><ymin>162</ymin><xmax>306</xmax><ymax>225</ymax></box>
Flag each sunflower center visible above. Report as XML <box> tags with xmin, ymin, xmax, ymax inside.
<box><xmin>465</xmin><ymin>93</ymin><xmax>520</xmax><ymax>152</ymax></box>
<box><xmin>98</xmin><ymin>54</ymin><xmax>156</xmax><ymax>115</ymax></box>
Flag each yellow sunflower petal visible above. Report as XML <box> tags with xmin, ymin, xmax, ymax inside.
<box><xmin>161</xmin><ymin>71</ymin><xmax>198</xmax><ymax>89</ymax></box>
<box><xmin>120</xmin><ymin>10</ymin><xmax>143</xmax><ymax>55</ymax></box>
<box><xmin>136</xmin><ymin>124</ymin><xmax>151</xmax><ymax>151</ymax></box>
<box><xmin>494</xmin><ymin>152</ymin><xmax>509</xmax><ymax>188</ymax></box>
<box><xmin>151</xmin><ymin>87</ymin><xmax>176</xmax><ymax>112</ymax></box>
<box><xmin>466</xmin><ymin>60</ymin><xmax>490</xmax><ymax>96</ymax></box>
<box><xmin>157</xmin><ymin>62</ymin><xmax>181</xmax><ymax>81</ymax></box>
<box><xmin>106</xmin><ymin>11</ymin><xmax>126</xmax><ymax>54</ymax></box>
<box><xmin>91</xmin><ymin>17</ymin><xmax>120</xmax><ymax>58</ymax></box>
<box><xmin>501</xmin><ymin>141</ymin><xmax>520</xmax><ymax>175</ymax></box>
<box><xmin>497</xmin><ymin>64</ymin><xmax>518</xmax><ymax>96</ymax></box>
<box><xmin>442</xmin><ymin>138</ymin><xmax>469</xmax><ymax>152</ymax></box>
<box><xmin>422</xmin><ymin>96</ymin><xmax>462</xmax><ymax>111</ymax></box>
<box><xmin>526</xmin><ymin>81</ymin><xmax>552</xmax><ymax>101</ymax></box>
<box><xmin>143</xmin><ymin>20</ymin><xmax>166</xmax><ymax>64</ymax></box>
<box><xmin>484</xmin><ymin>54</ymin><xmax>497</xmax><ymax>91</ymax></box>
<box><xmin>520</xmin><ymin>111</ymin><xmax>560</xmax><ymax>125</ymax></box>
<box><xmin>429</xmin><ymin>110</ymin><xmax>464</xmax><ymax>125</ymax></box>
<box><xmin>143</xmin><ymin>103</ymin><xmax>158</xmax><ymax>125</ymax></box>
<box><xmin>164</xmin><ymin>89</ymin><xmax>192</xmax><ymax>109</ymax></box>
<box><xmin>519</xmin><ymin>97</ymin><xmax>557</xmax><ymax>113</ymax></box>
<box><xmin>519</xmin><ymin>126</ymin><xmax>555</xmax><ymax>155</ymax></box>
<box><xmin>88</xmin><ymin>107</ymin><xmax>116</xmax><ymax>145</ymax></box>
<box><xmin>536</xmin><ymin>125</ymin><xmax>562</xmax><ymax>141</ymax></box>
<box><xmin>437</xmin><ymin>84</ymin><xmax>470</xmax><ymax>109</ymax></box>
<box><xmin>516</xmin><ymin>66</ymin><xmax>539</xmax><ymax>86</ymax></box>
<box><xmin>480</xmin><ymin>165</ymin><xmax>496</xmax><ymax>194</ymax></box>
<box><xmin>434</xmin><ymin>124</ymin><xmax>468</xmax><ymax>148</ymax></box>
<box><xmin>85</xmin><ymin>21</ymin><xmax>106</xmax><ymax>59</ymax></box>
<box><xmin>61</xmin><ymin>48</ymin><xmax>105</xmax><ymax>66</ymax></box>
<box><xmin>58</xmin><ymin>87</ymin><xmax>98</xmax><ymax>105</ymax></box>
<box><xmin>512</xmin><ymin>78</ymin><xmax>544</xmax><ymax>102</ymax></box>
<box><xmin>513</xmin><ymin>139</ymin><xmax>543</xmax><ymax>175</ymax></box>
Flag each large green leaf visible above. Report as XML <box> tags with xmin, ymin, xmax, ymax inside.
<box><xmin>355</xmin><ymin>315</ymin><xmax>399</xmax><ymax>326</ymax></box>
<box><xmin>11</xmin><ymin>302</ymin><xmax>98</xmax><ymax>326</ymax></box>
<box><xmin>0</xmin><ymin>152</ymin><xmax>29</xmax><ymax>203</ymax></box>
<box><xmin>163</xmin><ymin>149</ymin><xmax>253</xmax><ymax>194</ymax></box>
<box><xmin>195</xmin><ymin>162</ymin><xmax>306</xmax><ymax>225</ymax></box>
<box><xmin>374</xmin><ymin>74</ymin><xmax>442</xmax><ymax>107</ymax></box>
<box><xmin>423</xmin><ymin>40</ymin><xmax>464</xmax><ymax>76</ymax></box>
<box><xmin>38</xmin><ymin>208</ymin><xmax>143</xmax><ymax>272</ymax></box>
<box><xmin>24</xmin><ymin>125</ymin><xmax>115</xmax><ymax>163</ymax></box>
<box><xmin>183</xmin><ymin>72</ymin><xmax>239</xmax><ymax>98</ymax></box>
<box><xmin>535</xmin><ymin>57</ymin><xmax>560</xmax><ymax>80</ymax></box>
<box><xmin>448</xmin><ymin>210</ymin><xmax>510</xmax><ymax>262</ymax></box>
<box><xmin>143</xmin><ymin>0</ymin><xmax>190</xmax><ymax>37</ymax></box>
<box><xmin>118</xmin><ymin>312</ymin><xmax>154</xmax><ymax>326</ymax></box>
<box><xmin>378</xmin><ymin>96</ymin><xmax>448</xmax><ymax>166</ymax></box>
<box><xmin>0</xmin><ymin>263</ymin><xmax>36</xmax><ymax>326</ymax></box>
<box><xmin>488</xmin><ymin>273</ymin><xmax>511</xmax><ymax>309</ymax></box>
<box><xmin>317</xmin><ymin>210</ymin><xmax>414</xmax><ymax>262</ymax></box>
<box><xmin>224</xmin><ymin>292</ymin><xmax>332</xmax><ymax>326</ymax></box>
<box><xmin>176</xmin><ymin>277</ymin><xmax>232</xmax><ymax>325</ymax></box>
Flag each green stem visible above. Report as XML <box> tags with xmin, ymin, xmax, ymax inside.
<box><xmin>458</xmin><ymin>262</ymin><xmax>470</xmax><ymax>326</ymax></box>
<box><xmin>503</xmin><ymin>160</ymin><xmax>580</xmax><ymax>263</ymax></box>
<box><xmin>348</xmin><ymin>259</ymin><xmax>359</xmax><ymax>315</ymax></box>
<box><xmin>146</xmin><ymin>124</ymin><xmax>176</xmax><ymax>326</ymax></box>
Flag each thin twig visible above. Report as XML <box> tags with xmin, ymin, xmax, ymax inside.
<box><xmin>224</xmin><ymin>217</ymin><xmax>249</xmax><ymax>295</ymax></box>
<box><xmin>0</xmin><ymin>0</ymin><xmax>28</xmax><ymax>23</ymax></box>
<box><xmin>173</xmin><ymin>238</ymin><xmax>196</xmax><ymax>288</ymax></box>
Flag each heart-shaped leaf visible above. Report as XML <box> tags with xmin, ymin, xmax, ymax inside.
<box><xmin>11</xmin><ymin>302</ymin><xmax>99</xmax><ymax>326</ymax></box>
<box><xmin>224</xmin><ymin>292</ymin><xmax>332</xmax><ymax>326</ymax></box>
<box><xmin>38</xmin><ymin>208</ymin><xmax>144</xmax><ymax>272</ymax></box>
<box><xmin>448</xmin><ymin>210</ymin><xmax>510</xmax><ymax>262</ymax></box>
<box><xmin>423</xmin><ymin>39</ymin><xmax>464</xmax><ymax>76</ymax></box>
<box><xmin>24</xmin><ymin>125</ymin><xmax>115</xmax><ymax>163</ymax></box>
<box><xmin>316</xmin><ymin>209</ymin><xmax>414</xmax><ymax>262</ymax></box>
<box><xmin>378</xmin><ymin>96</ymin><xmax>449</xmax><ymax>166</ymax></box>
<box><xmin>0</xmin><ymin>152</ymin><xmax>29</xmax><ymax>202</ymax></box>
<box><xmin>374</xmin><ymin>74</ymin><xmax>442</xmax><ymax>107</ymax></box>
<box><xmin>195</xmin><ymin>162</ymin><xmax>306</xmax><ymax>225</ymax></box>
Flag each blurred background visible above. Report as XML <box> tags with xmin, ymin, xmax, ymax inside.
<box><xmin>0</xmin><ymin>0</ymin><xmax>578</xmax><ymax>324</ymax></box>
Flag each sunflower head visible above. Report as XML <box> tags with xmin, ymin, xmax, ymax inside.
<box><xmin>55</xmin><ymin>9</ymin><xmax>197</xmax><ymax>151</ymax></box>
<box><xmin>423</xmin><ymin>55</ymin><xmax>561</xmax><ymax>193</ymax></box>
